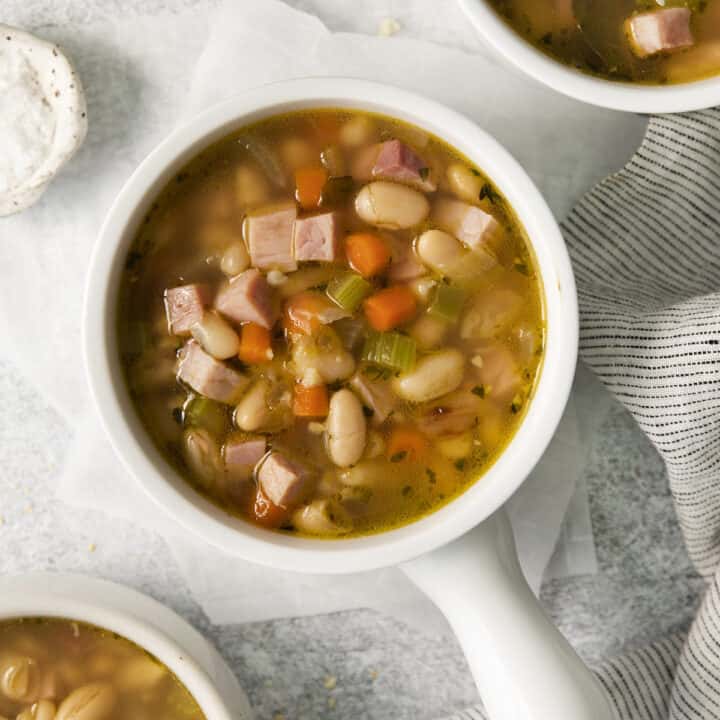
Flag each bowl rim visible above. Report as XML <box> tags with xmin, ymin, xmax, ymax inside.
<box><xmin>458</xmin><ymin>0</ymin><xmax>720</xmax><ymax>114</ymax></box>
<box><xmin>83</xmin><ymin>77</ymin><xmax>578</xmax><ymax>574</ymax></box>
<box><xmin>0</xmin><ymin>573</ymin><xmax>247</xmax><ymax>719</ymax></box>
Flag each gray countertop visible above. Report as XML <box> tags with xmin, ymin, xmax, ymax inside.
<box><xmin>0</xmin><ymin>1</ymin><xmax>704</xmax><ymax>718</ymax></box>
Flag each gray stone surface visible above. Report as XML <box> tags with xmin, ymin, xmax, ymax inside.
<box><xmin>0</xmin><ymin>1</ymin><xmax>704</xmax><ymax>718</ymax></box>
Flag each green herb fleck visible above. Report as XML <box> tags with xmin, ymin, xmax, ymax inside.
<box><xmin>479</xmin><ymin>183</ymin><xmax>501</xmax><ymax>204</ymax></box>
<box><xmin>172</xmin><ymin>407</ymin><xmax>183</xmax><ymax>424</ymax></box>
<box><xmin>426</xmin><ymin>467</ymin><xmax>437</xmax><ymax>484</ymax></box>
<box><xmin>402</xmin><ymin>485</ymin><xmax>413</xmax><ymax>497</ymax></box>
<box><xmin>418</xmin><ymin>167</ymin><xmax>430</xmax><ymax>181</ymax></box>
<box><xmin>541</xmin><ymin>32</ymin><xmax>552</xmax><ymax>45</ymax></box>
<box><xmin>471</xmin><ymin>385</ymin><xmax>486</xmax><ymax>398</ymax></box>
<box><xmin>454</xmin><ymin>459</ymin><xmax>466</xmax><ymax>471</ymax></box>
<box><xmin>390</xmin><ymin>451</ymin><xmax>408</xmax><ymax>463</ymax></box>
<box><xmin>514</xmin><ymin>261</ymin><xmax>530</xmax><ymax>276</ymax></box>
<box><xmin>470</xmin><ymin>168</ymin><xmax>481</xmax><ymax>177</ymax></box>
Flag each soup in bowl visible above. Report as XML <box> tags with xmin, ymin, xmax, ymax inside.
<box><xmin>84</xmin><ymin>79</ymin><xmax>577</xmax><ymax>574</ymax></box>
<box><xmin>459</xmin><ymin>0</ymin><xmax>720</xmax><ymax>112</ymax></box>
<box><xmin>0</xmin><ymin>574</ymin><xmax>246</xmax><ymax>720</ymax></box>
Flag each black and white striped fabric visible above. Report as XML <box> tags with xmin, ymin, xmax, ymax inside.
<box><xmin>447</xmin><ymin>108</ymin><xmax>720</xmax><ymax>720</ymax></box>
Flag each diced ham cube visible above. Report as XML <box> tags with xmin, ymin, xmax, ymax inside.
<box><xmin>177</xmin><ymin>341</ymin><xmax>249</xmax><ymax>404</ymax></box>
<box><xmin>351</xmin><ymin>140</ymin><xmax>436</xmax><ymax>192</ymax></box>
<box><xmin>372</xmin><ymin>139</ymin><xmax>437</xmax><ymax>192</ymax></box>
<box><xmin>472</xmin><ymin>344</ymin><xmax>522</xmax><ymax>403</ymax></box>
<box><xmin>388</xmin><ymin>236</ymin><xmax>426</xmax><ymax>282</ymax></box>
<box><xmin>164</xmin><ymin>284</ymin><xmax>211</xmax><ymax>336</ymax></box>
<box><xmin>246</xmin><ymin>202</ymin><xmax>298</xmax><ymax>271</ymax></box>
<box><xmin>224</xmin><ymin>436</ymin><xmax>267</xmax><ymax>482</ymax></box>
<box><xmin>433</xmin><ymin>198</ymin><xmax>502</xmax><ymax>252</ymax></box>
<box><xmin>257</xmin><ymin>451</ymin><xmax>311</xmax><ymax>509</ymax></box>
<box><xmin>626</xmin><ymin>8</ymin><xmax>694</xmax><ymax>59</ymax></box>
<box><xmin>215</xmin><ymin>268</ymin><xmax>277</xmax><ymax>329</ymax></box>
<box><xmin>293</xmin><ymin>212</ymin><xmax>341</xmax><ymax>263</ymax></box>
<box><xmin>349</xmin><ymin>372</ymin><xmax>397</xmax><ymax>425</ymax></box>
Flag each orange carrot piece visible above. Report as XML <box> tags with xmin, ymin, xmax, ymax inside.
<box><xmin>387</xmin><ymin>426</ymin><xmax>428</xmax><ymax>463</ymax></box>
<box><xmin>346</xmin><ymin>232</ymin><xmax>391</xmax><ymax>278</ymax></box>
<box><xmin>248</xmin><ymin>488</ymin><xmax>289</xmax><ymax>529</ymax></box>
<box><xmin>364</xmin><ymin>285</ymin><xmax>417</xmax><ymax>331</ymax></box>
<box><xmin>293</xmin><ymin>383</ymin><xmax>329</xmax><ymax>418</ymax></box>
<box><xmin>238</xmin><ymin>322</ymin><xmax>272</xmax><ymax>364</ymax></box>
<box><xmin>295</xmin><ymin>167</ymin><xmax>328</xmax><ymax>210</ymax></box>
<box><xmin>283</xmin><ymin>291</ymin><xmax>336</xmax><ymax>335</ymax></box>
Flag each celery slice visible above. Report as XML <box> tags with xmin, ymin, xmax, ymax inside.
<box><xmin>428</xmin><ymin>284</ymin><xmax>465</xmax><ymax>323</ymax></box>
<box><xmin>327</xmin><ymin>272</ymin><xmax>372</xmax><ymax>312</ymax></box>
<box><xmin>362</xmin><ymin>331</ymin><xmax>416</xmax><ymax>373</ymax></box>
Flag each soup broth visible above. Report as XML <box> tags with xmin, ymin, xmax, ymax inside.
<box><xmin>118</xmin><ymin>109</ymin><xmax>544</xmax><ymax>538</ymax></box>
<box><xmin>0</xmin><ymin>618</ymin><xmax>205</xmax><ymax>720</ymax></box>
<box><xmin>487</xmin><ymin>0</ymin><xmax>720</xmax><ymax>84</ymax></box>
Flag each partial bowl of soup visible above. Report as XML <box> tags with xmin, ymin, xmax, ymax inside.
<box><xmin>85</xmin><ymin>78</ymin><xmax>576</xmax><ymax>572</ymax></box>
<box><xmin>459</xmin><ymin>0</ymin><xmax>720</xmax><ymax>112</ymax></box>
<box><xmin>0</xmin><ymin>573</ymin><xmax>248</xmax><ymax>720</ymax></box>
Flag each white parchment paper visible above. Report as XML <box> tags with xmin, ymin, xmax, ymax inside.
<box><xmin>0</xmin><ymin>0</ymin><xmax>643</xmax><ymax>632</ymax></box>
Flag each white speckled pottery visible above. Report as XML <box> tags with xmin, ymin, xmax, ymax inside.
<box><xmin>0</xmin><ymin>25</ymin><xmax>87</xmax><ymax>216</ymax></box>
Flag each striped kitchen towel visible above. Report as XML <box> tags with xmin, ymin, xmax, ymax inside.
<box><xmin>449</xmin><ymin>107</ymin><xmax>720</xmax><ymax>720</ymax></box>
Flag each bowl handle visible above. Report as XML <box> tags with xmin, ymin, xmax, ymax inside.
<box><xmin>401</xmin><ymin>510</ymin><xmax>617</xmax><ymax>720</ymax></box>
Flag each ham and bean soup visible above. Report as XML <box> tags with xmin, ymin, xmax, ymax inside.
<box><xmin>0</xmin><ymin>618</ymin><xmax>204</xmax><ymax>720</ymax></box>
<box><xmin>487</xmin><ymin>0</ymin><xmax>720</xmax><ymax>84</ymax></box>
<box><xmin>118</xmin><ymin>109</ymin><xmax>544</xmax><ymax>537</ymax></box>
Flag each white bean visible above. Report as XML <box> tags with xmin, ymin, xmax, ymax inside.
<box><xmin>355</xmin><ymin>182</ymin><xmax>429</xmax><ymax>229</ymax></box>
<box><xmin>416</xmin><ymin>229</ymin><xmax>464</xmax><ymax>275</ymax></box>
<box><xmin>234</xmin><ymin>379</ymin><xmax>270</xmax><ymax>432</ymax></box>
<box><xmin>339</xmin><ymin>116</ymin><xmax>376</xmax><ymax>147</ymax></box>
<box><xmin>409</xmin><ymin>313</ymin><xmax>447</xmax><ymax>350</ymax></box>
<box><xmin>115</xmin><ymin>657</ymin><xmax>167</xmax><ymax>692</ymax></box>
<box><xmin>392</xmin><ymin>349</ymin><xmax>465</xmax><ymax>402</ymax></box>
<box><xmin>406</xmin><ymin>276</ymin><xmax>437</xmax><ymax>304</ymax></box>
<box><xmin>190</xmin><ymin>311</ymin><xmax>240</xmax><ymax>360</ymax></box>
<box><xmin>326</xmin><ymin>389</ymin><xmax>366</xmax><ymax>467</ymax></box>
<box><xmin>235</xmin><ymin>164</ymin><xmax>270</xmax><ymax>207</ymax></box>
<box><xmin>220</xmin><ymin>242</ymin><xmax>250</xmax><ymax>276</ymax></box>
<box><xmin>55</xmin><ymin>683</ymin><xmax>115</xmax><ymax>720</ymax></box>
<box><xmin>280</xmin><ymin>137</ymin><xmax>315</xmax><ymax>171</ymax></box>
<box><xmin>292</xmin><ymin>499</ymin><xmax>351</xmax><ymax>535</ymax></box>
<box><xmin>446</xmin><ymin>162</ymin><xmax>484</xmax><ymax>203</ymax></box>
<box><xmin>0</xmin><ymin>656</ymin><xmax>38</xmax><ymax>703</ymax></box>
<box><xmin>17</xmin><ymin>699</ymin><xmax>56</xmax><ymax>720</ymax></box>
<box><xmin>436</xmin><ymin>432</ymin><xmax>474</xmax><ymax>460</ymax></box>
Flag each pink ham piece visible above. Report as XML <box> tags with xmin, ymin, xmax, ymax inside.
<box><xmin>164</xmin><ymin>284</ymin><xmax>211</xmax><ymax>335</ymax></box>
<box><xmin>352</xmin><ymin>140</ymin><xmax>436</xmax><ymax>192</ymax></box>
<box><xmin>246</xmin><ymin>202</ymin><xmax>298</xmax><ymax>271</ymax></box>
<box><xmin>293</xmin><ymin>211</ymin><xmax>341</xmax><ymax>263</ymax></box>
<box><xmin>177</xmin><ymin>341</ymin><xmax>249</xmax><ymax>404</ymax></box>
<box><xmin>473</xmin><ymin>343</ymin><xmax>522</xmax><ymax>404</ymax></box>
<box><xmin>224</xmin><ymin>436</ymin><xmax>267</xmax><ymax>481</ymax></box>
<box><xmin>433</xmin><ymin>198</ymin><xmax>502</xmax><ymax>252</ymax></box>
<box><xmin>215</xmin><ymin>268</ymin><xmax>277</xmax><ymax>329</ymax></box>
<box><xmin>387</xmin><ymin>236</ymin><xmax>426</xmax><ymax>282</ymax></box>
<box><xmin>626</xmin><ymin>8</ymin><xmax>694</xmax><ymax>58</ymax></box>
<box><xmin>257</xmin><ymin>451</ymin><xmax>311</xmax><ymax>509</ymax></box>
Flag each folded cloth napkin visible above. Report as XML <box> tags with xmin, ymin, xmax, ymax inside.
<box><xmin>446</xmin><ymin>109</ymin><xmax>720</xmax><ymax>720</ymax></box>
